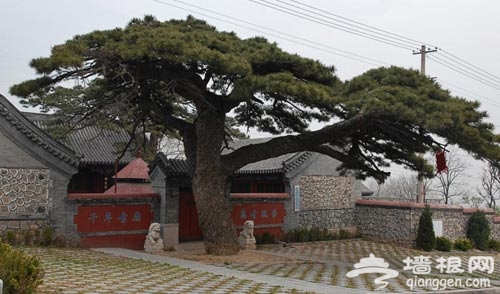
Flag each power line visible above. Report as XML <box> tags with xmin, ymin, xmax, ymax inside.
<box><xmin>437</xmin><ymin>51</ymin><xmax>500</xmax><ymax>85</ymax></box>
<box><xmin>151</xmin><ymin>0</ymin><xmax>390</xmax><ymax>67</ymax></box>
<box><xmin>439</xmin><ymin>49</ymin><xmax>500</xmax><ymax>83</ymax></box>
<box><xmin>281</xmin><ymin>0</ymin><xmax>433</xmax><ymax>49</ymax></box>
<box><xmin>250</xmin><ymin>0</ymin><xmax>416</xmax><ymax>50</ymax></box>
<box><xmin>437</xmin><ymin>78</ymin><xmax>500</xmax><ymax>109</ymax></box>
<box><xmin>428</xmin><ymin>55</ymin><xmax>500</xmax><ymax>91</ymax></box>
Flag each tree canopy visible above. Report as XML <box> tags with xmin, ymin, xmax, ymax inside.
<box><xmin>10</xmin><ymin>15</ymin><xmax>500</xmax><ymax>254</ymax></box>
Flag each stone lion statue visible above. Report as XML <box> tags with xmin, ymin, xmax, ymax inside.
<box><xmin>240</xmin><ymin>220</ymin><xmax>255</xmax><ymax>239</ymax></box>
<box><xmin>238</xmin><ymin>220</ymin><xmax>256</xmax><ymax>249</ymax></box>
<box><xmin>144</xmin><ymin>222</ymin><xmax>163</xmax><ymax>252</ymax></box>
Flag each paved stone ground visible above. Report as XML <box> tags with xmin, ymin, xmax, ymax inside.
<box><xmin>22</xmin><ymin>240</ymin><xmax>500</xmax><ymax>293</ymax></box>
<box><xmin>24</xmin><ymin>247</ymin><xmax>353</xmax><ymax>294</ymax></box>
<box><xmin>218</xmin><ymin>240</ymin><xmax>500</xmax><ymax>293</ymax></box>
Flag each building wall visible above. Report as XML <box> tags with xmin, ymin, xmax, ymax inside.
<box><xmin>150</xmin><ymin>168</ymin><xmax>167</xmax><ymax>223</ymax></box>
<box><xmin>284</xmin><ymin>154</ymin><xmax>360</xmax><ymax>232</ymax></box>
<box><xmin>0</xmin><ymin>132</ymin><xmax>46</xmax><ymax>167</ymax></box>
<box><xmin>0</xmin><ymin>133</ymin><xmax>52</xmax><ymax>234</ymax></box>
<box><xmin>0</xmin><ymin>131</ymin><xmax>75</xmax><ymax>239</ymax></box>
<box><xmin>50</xmin><ymin>171</ymin><xmax>78</xmax><ymax>241</ymax></box>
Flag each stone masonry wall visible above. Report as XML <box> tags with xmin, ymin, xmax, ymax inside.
<box><xmin>356</xmin><ymin>200</ymin><xmax>500</xmax><ymax>245</ymax></box>
<box><xmin>296</xmin><ymin>208</ymin><xmax>356</xmax><ymax>229</ymax></box>
<box><xmin>356</xmin><ymin>204</ymin><xmax>413</xmax><ymax>245</ymax></box>
<box><xmin>285</xmin><ymin>175</ymin><xmax>357</xmax><ymax>231</ymax></box>
<box><xmin>300</xmin><ymin>176</ymin><xmax>355</xmax><ymax>210</ymax></box>
<box><xmin>492</xmin><ymin>218</ymin><xmax>500</xmax><ymax>240</ymax></box>
<box><xmin>0</xmin><ymin>168</ymin><xmax>50</xmax><ymax>232</ymax></box>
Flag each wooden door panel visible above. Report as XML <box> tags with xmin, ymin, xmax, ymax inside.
<box><xmin>179</xmin><ymin>192</ymin><xmax>203</xmax><ymax>241</ymax></box>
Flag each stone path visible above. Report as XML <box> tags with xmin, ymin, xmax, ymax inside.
<box><xmin>97</xmin><ymin>248</ymin><xmax>365</xmax><ymax>294</ymax></box>
<box><xmin>220</xmin><ymin>240</ymin><xmax>500</xmax><ymax>293</ymax></box>
<box><xmin>22</xmin><ymin>240</ymin><xmax>500</xmax><ymax>293</ymax></box>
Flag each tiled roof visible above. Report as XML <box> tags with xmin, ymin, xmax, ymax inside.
<box><xmin>22</xmin><ymin>112</ymin><xmax>134</xmax><ymax>166</ymax></box>
<box><xmin>0</xmin><ymin>95</ymin><xmax>80</xmax><ymax>168</ymax></box>
<box><xmin>153</xmin><ymin>138</ymin><xmax>313</xmax><ymax>177</ymax></box>
<box><xmin>114</xmin><ymin>157</ymin><xmax>150</xmax><ymax>180</ymax></box>
<box><xmin>152</xmin><ymin>153</ymin><xmax>188</xmax><ymax>177</ymax></box>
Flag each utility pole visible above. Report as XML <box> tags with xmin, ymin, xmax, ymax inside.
<box><xmin>413</xmin><ymin>45</ymin><xmax>437</xmax><ymax>203</ymax></box>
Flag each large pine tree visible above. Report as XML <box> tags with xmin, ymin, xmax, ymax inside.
<box><xmin>11</xmin><ymin>16</ymin><xmax>500</xmax><ymax>255</ymax></box>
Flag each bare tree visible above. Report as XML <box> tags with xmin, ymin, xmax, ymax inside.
<box><xmin>477</xmin><ymin>163</ymin><xmax>500</xmax><ymax>210</ymax></box>
<box><xmin>430</xmin><ymin>146</ymin><xmax>470</xmax><ymax>204</ymax></box>
<box><xmin>366</xmin><ymin>172</ymin><xmax>432</xmax><ymax>202</ymax></box>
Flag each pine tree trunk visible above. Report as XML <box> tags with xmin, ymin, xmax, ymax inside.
<box><xmin>192</xmin><ymin>170</ymin><xmax>239</xmax><ymax>255</ymax></box>
<box><xmin>191</xmin><ymin>107</ymin><xmax>239</xmax><ymax>255</ymax></box>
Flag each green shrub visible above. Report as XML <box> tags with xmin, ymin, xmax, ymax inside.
<box><xmin>322</xmin><ymin>228</ymin><xmax>332</xmax><ymax>240</ymax></box>
<box><xmin>33</xmin><ymin>229</ymin><xmax>41</xmax><ymax>245</ymax></box>
<box><xmin>255</xmin><ymin>231</ymin><xmax>275</xmax><ymax>245</ymax></box>
<box><xmin>329</xmin><ymin>231</ymin><xmax>339</xmax><ymax>241</ymax></box>
<box><xmin>454</xmin><ymin>238</ymin><xmax>474</xmax><ymax>251</ymax></box>
<box><xmin>339</xmin><ymin>229</ymin><xmax>351</xmax><ymax>240</ymax></box>
<box><xmin>283</xmin><ymin>229</ymin><xmax>300</xmax><ymax>243</ymax></box>
<box><xmin>488</xmin><ymin>239</ymin><xmax>500</xmax><ymax>252</ymax></box>
<box><xmin>467</xmin><ymin>211</ymin><xmax>490</xmax><ymax>250</ymax></box>
<box><xmin>298</xmin><ymin>228</ymin><xmax>310</xmax><ymax>242</ymax></box>
<box><xmin>415</xmin><ymin>205</ymin><xmax>435</xmax><ymax>251</ymax></box>
<box><xmin>41</xmin><ymin>227</ymin><xmax>55</xmax><ymax>247</ymax></box>
<box><xmin>309</xmin><ymin>227</ymin><xmax>323</xmax><ymax>242</ymax></box>
<box><xmin>5</xmin><ymin>231</ymin><xmax>16</xmax><ymax>245</ymax></box>
<box><xmin>283</xmin><ymin>227</ymin><xmax>347</xmax><ymax>243</ymax></box>
<box><xmin>0</xmin><ymin>241</ymin><xmax>44</xmax><ymax>294</ymax></box>
<box><xmin>23</xmin><ymin>231</ymin><xmax>33</xmax><ymax>246</ymax></box>
<box><xmin>435</xmin><ymin>237</ymin><xmax>453</xmax><ymax>252</ymax></box>
<box><xmin>2</xmin><ymin>228</ymin><xmax>59</xmax><ymax>247</ymax></box>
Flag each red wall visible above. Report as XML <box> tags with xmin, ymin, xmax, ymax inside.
<box><xmin>74</xmin><ymin>204</ymin><xmax>153</xmax><ymax>233</ymax></box>
<box><xmin>70</xmin><ymin>193</ymin><xmax>158</xmax><ymax>249</ymax></box>
<box><xmin>231</xmin><ymin>193</ymin><xmax>288</xmax><ymax>239</ymax></box>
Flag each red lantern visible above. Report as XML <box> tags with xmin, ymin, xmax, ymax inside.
<box><xmin>436</xmin><ymin>150</ymin><xmax>448</xmax><ymax>174</ymax></box>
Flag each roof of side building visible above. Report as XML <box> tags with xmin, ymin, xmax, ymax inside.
<box><xmin>152</xmin><ymin>137</ymin><xmax>313</xmax><ymax>177</ymax></box>
<box><xmin>22</xmin><ymin>112</ymin><xmax>134</xmax><ymax>166</ymax></box>
<box><xmin>0</xmin><ymin>94</ymin><xmax>80</xmax><ymax>176</ymax></box>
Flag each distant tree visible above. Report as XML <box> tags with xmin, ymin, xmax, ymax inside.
<box><xmin>461</xmin><ymin>194</ymin><xmax>485</xmax><ymax>208</ymax></box>
<box><xmin>430</xmin><ymin>147</ymin><xmax>470</xmax><ymax>204</ymax></box>
<box><xmin>11</xmin><ymin>16</ymin><xmax>500</xmax><ymax>255</ymax></box>
<box><xmin>477</xmin><ymin>163</ymin><xmax>500</xmax><ymax>210</ymax></box>
<box><xmin>415</xmin><ymin>205</ymin><xmax>435</xmax><ymax>251</ymax></box>
<box><xmin>366</xmin><ymin>173</ymin><xmax>432</xmax><ymax>201</ymax></box>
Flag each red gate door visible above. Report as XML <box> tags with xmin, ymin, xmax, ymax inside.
<box><xmin>178</xmin><ymin>191</ymin><xmax>203</xmax><ymax>241</ymax></box>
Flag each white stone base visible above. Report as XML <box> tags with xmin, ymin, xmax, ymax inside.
<box><xmin>144</xmin><ymin>241</ymin><xmax>164</xmax><ymax>253</ymax></box>
<box><xmin>238</xmin><ymin>236</ymin><xmax>256</xmax><ymax>250</ymax></box>
<box><xmin>162</xmin><ymin>223</ymin><xmax>179</xmax><ymax>249</ymax></box>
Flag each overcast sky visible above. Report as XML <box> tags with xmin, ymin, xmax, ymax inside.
<box><xmin>1</xmin><ymin>0</ymin><xmax>499</xmax><ymax>195</ymax></box>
